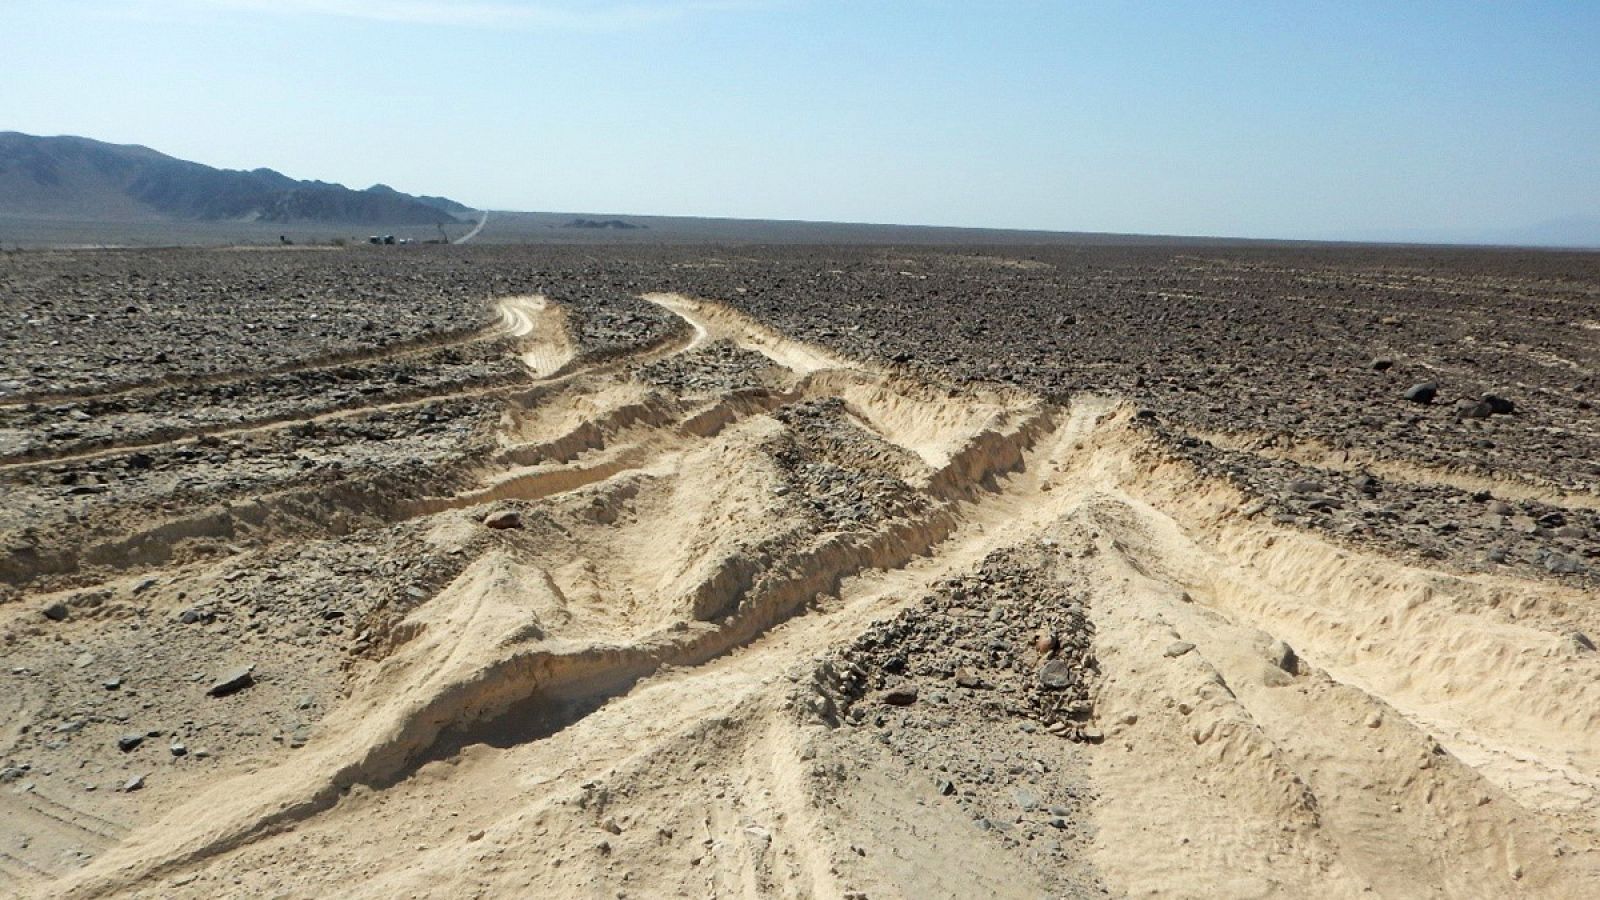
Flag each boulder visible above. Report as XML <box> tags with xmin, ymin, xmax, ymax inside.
<box><xmin>207</xmin><ymin>664</ymin><xmax>256</xmax><ymax>697</ymax></box>
<box><xmin>1480</xmin><ymin>394</ymin><xmax>1515</xmax><ymax>415</ymax></box>
<box><xmin>880</xmin><ymin>682</ymin><xmax>919</xmax><ymax>706</ymax></box>
<box><xmin>1266</xmin><ymin>639</ymin><xmax>1298</xmax><ymax>674</ymax></box>
<box><xmin>1403</xmin><ymin>382</ymin><xmax>1438</xmax><ymax>404</ymax></box>
<box><xmin>1038</xmin><ymin>660</ymin><xmax>1075</xmax><ymax>689</ymax></box>
<box><xmin>483</xmin><ymin>509</ymin><xmax>522</xmax><ymax>530</ymax></box>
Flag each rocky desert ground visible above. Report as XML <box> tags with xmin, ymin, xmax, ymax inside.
<box><xmin>2</xmin><ymin>242</ymin><xmax>1598</xmax><ymax>898</ymax></box>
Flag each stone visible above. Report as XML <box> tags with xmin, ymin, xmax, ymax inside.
<box><xmin>121</xmin><ymin>774</ymin><xmax>145</xmax><ymax>792</ymax></box>
<box><xmin>207</xmin><ymin>664</ymin><xmax>256</xmax><ymax>697</ymax></box>
<box><xmin>1403</xmin><ymin>382</ymin><xmax>1438</xmax><ymax>404</ymax></box>
<box><xmin>1288</xmin><ymin>479</ymin><xmax>1324</xmax><ymax>494</ymax></box>
<box><xmin>178</xmin><ymin>608</ymin><xmax>213</xmax><ymax>625</ymax></box>
<box><xmin>1266</xmin><ymin>639</ymin><xmax>1298</xmax><ymax>674</ymax></box>
<box><xmin>1542</xmin><ymin>553</ymin><xmax>1585</xmax><ymax>575</ymax></box>
<box><xmin>117</xmin><ymin>733</ymin><xmax>144</xmax><ymax>752</ymax></box>
<box><xmin>1164</xmin><ymin>641</ymin><xmax>1196</xmax><ymax>658</ymax></box>
<box><xmin>953</xmin><ymin>667</ymin><xmax>987</xmax><ymax>689</ymax></box>
<box><xmin>42</xmin><ymin>602</ymin><xmax>69</xmax><ymax>622</ymax></box>
<box><xmin>1560</xmin><ymin>631</ymin><xmax>1595</xmax><ymax>654</ymax></box>
<box><xmin>482</xmin><ymin>509</ymin><xmax>522</xmax><ymax>530</ymax></box>
<box><xmin>1479</xmin><ymin>394</ymin><xmax>1515</xmax><ymax>415</ymax></box>
<box><xmin>880</xmin><ymin>683</ymin><xmax>918</xmax><ymax>706</ymax></box>
<box><xmin>1033</xmin><ymin>630</ymin><xmax>1058</xmax><ymax>654</ymax></box>
<box><xmin>1370</xmin><ymin>358</ymin><xmax>1394</xmax><ymax>371</ymax></box>
<box><xmin>170</xmin><ymin>743</ymin><xmax>188</xmax><ymax>757</ymax></box>
<box><xmin>1037</xmin><ymin>660</ymin><xmax>1074</xmax><ymax>690</ymax></box>
<box><xmin>1487</xmin><ymin>500</ymin><xmax>1514</xmax><ymax>516</ymax></box>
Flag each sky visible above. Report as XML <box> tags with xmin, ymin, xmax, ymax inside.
<box><xmin>4</xmin><ymin>0</ymin><xmax>1599</xmax><ymax>242</ymax></box>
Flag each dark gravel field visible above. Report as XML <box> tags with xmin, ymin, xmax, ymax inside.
<box><xmin>4</xmin><ymin>242</ymin><xmax>1597</xmax><ymax>590</ymax></box>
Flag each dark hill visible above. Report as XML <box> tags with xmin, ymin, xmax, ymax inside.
<box><xmin>0</xmin><ymin>132</ymin><xmax>465</xmax><ymax>225</ymax></box>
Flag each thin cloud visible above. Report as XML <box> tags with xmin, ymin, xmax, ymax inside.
<box><xmin>181</xmin><ymin>0</ymin><xmax>770</xmax><ymax>30</ymax></box>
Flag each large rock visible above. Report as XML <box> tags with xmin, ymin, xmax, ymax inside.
<box><xmin>1037</xmin><ymin>660</ymin><xmax>1074</xmax><ymax>689</ymax></box>
<box><xmin>1560</xmin><ymin>631</ymin><xmax>1595</xmax><ymax>654</ymax></box>
<box><xmin>207</xmin><ymin>664</ymin><xmax>256</xmax><ymax>697</ymax></box>
<box><xmin>1479</xmin><ymin>394</ymin><xmax>1515</xmax><ymax>415</ymax></box>
<box><xmin>1403</xmin><ymin>382</ymin><xmax>1438</xmax><ymax>404</ymax></box>
<box><xmin>482</xmin><ymin>509</ymin><xmax>522</xmax><ymax>530</ymax></box>
<box><xmin>1542</xmin><ymin>552</ymin><xmax>1585</xmax><ymax>576</ymax></box>
<box><xmin>879</xmin><ymin>682</ymin><xmax>919</xmax><ymax>706</ymax></box>
<box><xmin>1266</xmin><ymin>639</ymin><xmax>1298</xmax><ymax>674</ymax></box>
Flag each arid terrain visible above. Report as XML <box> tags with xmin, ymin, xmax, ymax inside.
<box><xmin>2</xmin><ymin>242</ymin><xmax>1598</xmax><ymax>898</ymax></box>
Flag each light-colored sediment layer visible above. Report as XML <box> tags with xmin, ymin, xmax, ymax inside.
<box><xmin>496</xmin><ymin>295</ymin><xmax>575</xmax><ymax>379</ymax></box>
<box><xmin>7</xmin><ymin>295</ymin><xmax>1599</xmax><ymax>899</ymax></box>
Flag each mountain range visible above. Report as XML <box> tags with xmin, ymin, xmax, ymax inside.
<box><xmin>0</xmin><ymin>132</ymin><xmax>467</xmax><ymax>226</ymax></box>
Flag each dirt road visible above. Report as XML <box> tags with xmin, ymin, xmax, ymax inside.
<box><xmin>454</xmin><ymin>211</ymin><xmax>489</xmax><ymax>245</ymax></box>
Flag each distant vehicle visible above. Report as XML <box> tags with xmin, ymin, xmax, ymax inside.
<box><xmin>367</xmin><ymin>235</ymin><xmax>397</xmax><ymax>245</ymax></box>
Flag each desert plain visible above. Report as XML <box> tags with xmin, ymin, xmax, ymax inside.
<box><xmin>2</xmin><ymin>242</ymin><xmax>1599</xmax><ymax>898</ymax></box>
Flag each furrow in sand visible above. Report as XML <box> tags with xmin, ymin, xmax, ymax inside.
<box><xmin>0</xmin><ymin>320</ymin><xmax>500</xmax><ymax>410</ymax></box>
<box><xmin>0</xmin><ymin>295</ymin><xmax>675</xmax><ymax>471</ymax></box>
<box><xmin>44</xmin><ymin>358</ymin><xmax>1063</xmax><ymax>896</ymax></box>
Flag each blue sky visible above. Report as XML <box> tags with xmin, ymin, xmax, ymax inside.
<box><xmin>4</xmin><ymin>1</ymin><xmax>1598</xmax><ymax>241</ymax></box>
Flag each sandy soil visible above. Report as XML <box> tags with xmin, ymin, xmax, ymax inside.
<box><xmin>2</xmin><ymin>262</ymin><xmax>1598</xmax><ymax>898</ymax></box>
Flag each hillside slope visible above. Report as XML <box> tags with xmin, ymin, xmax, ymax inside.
<box><xmin>0</xmin><ymin>132</ymin><xmax>464</xmax><ymax>225</ymax></box>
